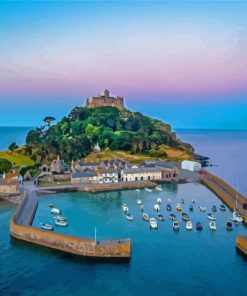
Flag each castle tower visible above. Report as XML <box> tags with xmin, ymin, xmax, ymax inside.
<box><xmin>104</xmin><ymin>89</ymin><xmax>110</xmax><ymax>98</ymax></box>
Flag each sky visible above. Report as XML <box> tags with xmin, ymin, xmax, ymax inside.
<box><xmin>0</xmin><ymin>0</ymin><xmax>247</xmax><ymax>129</ymax></box>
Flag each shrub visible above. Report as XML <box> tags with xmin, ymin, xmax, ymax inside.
<box><xmin>0</xmin><ymin>158</ymin><xmax>12</xmax><ymax>173</ymax></box>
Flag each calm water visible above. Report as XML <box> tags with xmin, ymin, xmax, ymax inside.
<box><xmin>0</xmin><ymin>128</ymin><xmax>247</xmax><ymax>295</ymax></box>
<box><xmin>0</xmin><ymin>126</ymin><xmax>33</xmax><ymax>150</ymax></box>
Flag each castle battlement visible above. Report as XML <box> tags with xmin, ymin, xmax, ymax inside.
<box><xmin>85</xmin><ymin>89</ymin><xmax>124</xmax><ymax>110</ymax></box>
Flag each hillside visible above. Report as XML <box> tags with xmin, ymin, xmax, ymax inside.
<box><xmin>24</xmin><ymin>106</ymin><xmax>194</xmax><ymax>162</ymax></box>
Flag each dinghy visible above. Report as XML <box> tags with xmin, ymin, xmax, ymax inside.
<box><xmin>166</xmin><ymin>204</ymin><xmax>172</xmax><ymax>211</ymax></box>
<box><xmin>199</xmin><ymin>206</ymin><xmax>206</xmax><ymax>212</ymax></box>
<box><xmin>207</xmin><ymin>213</ymin><xmax>216</xmax><ymax>221</ymax></box>
<box><xmin>140</xmin><ymin>205</ymin><xmax>144</xmax><ymax>212</ymax></box>
<box><xmin>54</xmin><ymin>215</ymin><xmax>67</xmax><ymax>222</ymax></box>
<box><xmin>209</xmin><ymin>221</ymin><xmax>217</xmax><ymax>230</ymax></box>
<box><xmin>122</xmin><ymin>204</ymin><xmax>128</xmax><ymax>213</ymax></box>
<box><xmin>150</xmin><ymin>218</ymin><xmax>158</xmax><ymax>229</ymax></box>
<box><xmin>155</xmin><ymin>186</ymin><xmax>162</xmax><ymax>191</ymax></box>
<box><xmin>173</xmin><ymin>221</ymin><xmax>179</xmax><ymax>231</ymax></box>
<box><xmin>186</xmin><ymin>221</ymin><xmax>193</xmax><ymax>230</ymax></box>
<box><xmin>145</xmin><ymin>188</ymin><xmax>152</xmax><ymax>192</ymax></box>
<box><xmin>157</xmin><ymin>198</ymin><xmax>162</xmax><ymax>204</ymax></box>
<box><xmin>226</xmin><ymin>220</ymin><xmax>233</xmax><ymax>231</ymax></box>
<box><xmin>126</xmin><ymin>213</ymin><xmax>134</xmax><ymax>221</ymax></box>
<box><xmin>40</xmin><ymin>223</ymin><xmax>54</xmax><ymax>231</ymax></box>
<box><xmin>55</xmin><ymin>219</ymin><xmax>68</xmax><ymax>227</ymax></box>
<box><xmin>189</xmin><ymin>204</ymin><xmax>193</xmax><ymax>212</ymax></box>
<box><xmin>156</xmin><ymin>214</ymin><xmax>165</xmax><ymax>221</ymax></box>
<box><xmin>137</xmin><ymin>199</ymin><xmax>142</xmax><ymax>205</ymax></box>
<box><xmin>142</xmin><ymin>213</ymin><xmax>150</xmax><ymax>221</ymax></box>
<box><xmin>232</xmin><ymin>211</ymin><xmax>243</xmax><ymax>223</ymax></box>
<box><xmin>196</xmin><ymin>222</ymin><xmax>203</xmax><ymax>231</ymax></box>
<box><xmin>182</xmin><ymin>212</ymin><xmax>190</xmax><ymax>221</ymax></box>
<box><xmin>176</xmin><ymin>203</ymin><xmax>182</xmax><ymax>211</ymax></box>
<box><xmin>169</xmin><ymin>213</ymin><xmax>177</xmax><ymax>221</ymax></box>
<box><xmin>153</xmin><ymin>204</ymin><xmax>160</xmax><ymax>211</ymax></box>
<box><xmin>212</xmin><ymin>205</ymin><xmax>217</xmax><ymax>212</ymax></box>
<box><xmin>219</xmin><ymin>204</ymin><xmax>226</xmax><ymax>211</ymax></box>
<box><xmin>50</xmin><ymin>208</ymin><xmax>61</xmax><ymax>214</ymax></box>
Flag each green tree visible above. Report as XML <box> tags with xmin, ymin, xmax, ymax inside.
<box><xmin>43</xmin><ymin>116</ymin><xmax>56</xmax><ymax>128</ymax></box>
<box><xmin>0</xmin><ymin>158</ymin><xmax>12</xmax><ymax>173</ymax></box>
<box><xmin>8</xmin><ymin>142</ymin><xmax>19</xmax><ymax>151</ymax></box>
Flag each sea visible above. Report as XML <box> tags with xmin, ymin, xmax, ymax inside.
<box><xmin>0</xmin><ymin>127</ymin><xmax>247</xmax><ymax>296</ymax></box>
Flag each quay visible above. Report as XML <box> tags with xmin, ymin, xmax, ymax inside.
<box><xmin>201</xmin><ymin>170</ymin><xmax>247</xmax><ymax>256</ymax></box>
<box><xmin>10</xmin><ymin>188</ymin><xmax>131</xmax><ymax>260</ymax></box>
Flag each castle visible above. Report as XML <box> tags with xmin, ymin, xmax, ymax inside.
<box><xmin>85</xmin><ymin>89</ymin><xmax>124</xmax><ymax>110</ymax></box>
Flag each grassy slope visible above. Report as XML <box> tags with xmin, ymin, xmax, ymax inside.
<box><xmin>0</xmin><ymin>151</ymin><xmax>35</xmax><ymax>166</ymax></box>
<box><xmin>83</xmin><ymin>147</ymin><xmax>191</xmax><ymax>163</ymax></box>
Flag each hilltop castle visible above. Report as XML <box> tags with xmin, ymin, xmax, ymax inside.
<box><xmin>85</xmin><ymin>89</ymin><xmax>124</xmax><ymax>110</ymax></box>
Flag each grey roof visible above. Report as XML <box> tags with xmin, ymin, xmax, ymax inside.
<box><xmin>72</xmin><ymin>171</ymin><xmax>97</xmax><ymax>178</ymax></box>
<box><xmin>155</xmin><ymin>161</ymin><xmax>180</xmax><ymax>169</ymax></box>
<box><xmin>79</xmin><ymin>162</ymin><xmax>99</xmax><ymax>167</ymax></box>
<box><xmin>122</xmin><ymin>167</ymin><xmax>163</xmax><ymax>174</ymax></box>
<box><xmin>98</xmin><ymin>168</ymin><xmax>119</xmax><ymax>174</ymax></box>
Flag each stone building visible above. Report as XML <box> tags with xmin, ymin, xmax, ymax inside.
<box><xmin>71</xmin><ymin>171</ymin><xmax>98</xmax><ymax>184</ymax></box>
<box><xmin>85</xmin><ymin>89</ymin><xmax>124</xmax><ymax>111</ymax></box>
<box><xmin>0</xmin><ymin>179</ymin><xmax>20</xmax><ymax>195</ymax></box>
<box><xmin>97</xmin><ymin>168</ymin><xmax>119</xmax><ymax>183</ymax></box>
<box><xmin>121</xmin><ymin>167</ymin><xmax>163</xmax><ymax>182</ymax></box>
<box><xmin>50</xmin><ymin>155</ymin><xmax>67</xmax><ymax>174</ymax></box>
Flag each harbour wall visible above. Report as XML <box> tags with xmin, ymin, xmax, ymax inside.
<box><xmin>201</xmin><ymin>170</ymin><xmax>247</xmax><ymax>256</ymax></box>
<box><xmin>10</xmin><ymin>190</ymin><xmax>131</xmax><ymax>260</ymax></box>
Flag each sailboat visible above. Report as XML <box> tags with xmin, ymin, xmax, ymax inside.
<box><xmin>232</xmin><ymin>186</ymin><xmax>243</xmax><ymax>223</ymax></box>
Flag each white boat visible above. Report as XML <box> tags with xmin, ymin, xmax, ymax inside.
<box><xmin>54</xmin><ymin>215</ymin><xmax>67</xmax><ymax>222</ymax></box>
<box><xmin>157</xmin><ymin>198</ymin><xmax>162</xmax><ymax>204</ymax></box>
<box><xmin>155</xmin><ymin>186</ymin><xmax>162</xmax><ymax>191</ymax></box>
<box><xmin>153</xmin><ymin>204</ymin><xmax>160</xmax><ymax>211</ymax></box>
<box><xmin>150</xmin><ymin>218</ymin><xmax>158</xmax><ymax>229</ymax></box>
<box><xmin>140</xmin><ymin>205</ymin><xmax>144</xmax><ymax>211</ymax></box>
<box><xmin>232</xmin><ymin>211</ymin><xmax>243</xmax><ymax>223</ymax></box>
<box><xmin>40</xmin><ymin>223</ymin><xmax>54</xmax><ymax>231</ymax></box>
<box><xmin>186</xmin><ymin>221</ymin><xmax>193</xmax><ymax>230</ymax></box>
<box><xmin>145</xmin><ymin>188</ymin><xmax>153</xmax><ymax>192</ymax></box>
<box><xmin>176</xmin><ymin>203</ymin><xmax>182</xmax><ymax>211</ymax></box>
<box><xmin>207</xmin><ymin>213</ymin><xmax>216</xmax><ymax>221</ymax></box>
<box><xmin>136</xmin><ymin>189</ymin><xmax>140</xmax><ymax>192</ymax></box>
<box><xmin>199</xmin><ymin>206</ymin><xmax>206</xmax><ymax>212</ymax></box>
<box><xmin>126</xmin><ymin>213</ymin><xmax>134</xmax><ymax>221</ymax></box>
<box><xmin>137</xmin><ymin>199</ymin><xmax>142</xmax><ymax>205</ymax></box>
<box><xmin>122</xmin><ymin>204</ymin><xmax>128</xmax><ymax>213</ymax></box>
<box><xmin>55</xmin><ymin>219</ymin><xmax>68</xmax><ymax>227</ymax></box>
<box><xmin>191</xmin><ymin>199</ymin><xmax>196</xmax><ymax>204</ymax></box>
<box><xmin>50</xmin><ymin>208</ymin><xmax>61</xmax><ymax>214</ymax></box>
<box><xmin>167</xmin><ymin>198</ymin><xmax>171</xmax><ymax>203</ymax></box>
<box><xmin>209</xmin><ymin>221</ymin><xmax>217</xmax><ymax>230</ymax></box>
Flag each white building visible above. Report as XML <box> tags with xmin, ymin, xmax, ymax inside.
<box><xmin>121</xmin><ymin>167</ymin><xmax>163</xmax><ymax>182</ymax></box>
<box><xmin>97</xmin><ymin>168</ymin><xmax>119</xmax><ymax>183</ymax></box>
<box><xmin>181</xmin><ymin>160</ymin><xmax>201</xmax><ymax>172</ymax></box>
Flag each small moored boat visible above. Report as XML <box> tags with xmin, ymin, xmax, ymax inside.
<box><xmin>150</xmin><ymin>218</ymin><xmax>158</xmax><ymax>229</ymax></box>
<box><xmin>226</xmin><ymin>220</ymin><xmax>233</xmax><ymax>231</ymax></box>
<box><xmin>199</xmin><ymin>206</ymin><xmax>206</xmax><ymax>212</ymax></box>
<box><xmin>54</xmin><ymin>215</ymin><xmax>67</xmax><ymax>222</ymax></box>
<box><xmin>169</xmin><ymin>213</ymin><xmax>177</xmax><ymax>221</ymax></box>
<box><xmin>189</xmin><ymin>204</ymin><xmax>193</xmax><ymax>212</ymax></box>
<box><xmin>122</xmin><ymin>204</ymin><xmax>128</xmax><ymax>213</ymax></box>
<box><xmin>173</xmin><ymin>221</ymin><xmax>179</xmax><ymax>231</ymax></box>
<box><xmin>153</xmin><ymin>204</ymin><xmax>160</xmax><ymax>211</ymax></box>
<box><xmin>191</xmin><ymin>199</ymin><xmax>196</xmax><ymax>204</ymax></box>
<box><xmin>207</xmin><ymin>213</ymin><xmax>216</xmax><ymax>221</ymax></box>
<box><xmin>182</xmin><ymin>212</ymin><xmax>190</xmax><ymax>222</ymax></box>
<box><xmin>166</xmin><ymin>204</ymin><xmax>172</xmax><ymax>211</ymax></box>
<box><xmin>219</xmin><ymin>204</ymin><xmax>226</xmax><ymax>211</ymax></box>
<box><xmin>136</xmin><ymin>199</ymin><xmax>142</xmax><ymax>205</ymax></box>
<box><xmin>136</xmin><ymin>189</ymin><xmax>140</xmax><ymax>192</ymax></box>
<box><xmin>232</xmin><ymin>211</ymin><xmax>243</xmax><ymax>223</ymax></box>
<box><xmin>142</xmin><ymin>213</ymin><xmax>150</xmax><ymax>221</ymax></box>
<box><xmin>155</xmin><ymin>186</ymin><xmax>162</xmax><ymax>191</ymax></box>
<box><xmin>50</xmin><ymin>208</ymin><xmax>61</xmax><ymax>214</ymax></box>
<box><xmin>157</xmin><ymin>198</ymin><xmax>162</xmax><ymax>204</ymax></box>
<box><xmin>180</xmin><ymin>198</ymin><xmax>185</xmax><ymax>204</ymax></box>
<box><xmin>196</xmin><ymin>222</ymin><xmax>203</xmax><ymax>231</ymax></box>
<box><xmin>145</xmin><ymin>188</ymin><xmax>152</xmax><ymax>192</ymax></box>
<box><xmin>209</xmin><ymin>221</ymin><xmax>217</xmax><ymax>230</ymax></box>
<box><xmin>126</xmin><ymin>213</ymin><xmax>134</xmax><ymax>221</ymax></box>
<box><xmin>186</xmin><ymin>221</ymin><xmax>193</xmax><ymax>230</ymax></box>
<box><xmin>40</xmin><ymin>223</ymin><xmax>54</xmax><ymax>231</ymax></box>
<box><xmin>140</xmin><ymin>205</ymin><xmax>144</xmax><ymax>212</ymax></box>
<box><xmin>176</xmin><ymin>203</ymin><xmax>182</xmax><ymax>211</ymax></box>
<box><xmin>55</xmin><ymin>219</ymin><xmax>68</xmax><ymax>227</ymax></box>
<box><xmin>48</xmin><ymin>204</ymin><xmax>54</xmax><ymax>208</ymax></box>
<box><xmin>212</xmin><ymin>205</ymin><xmax>217</xmax><ymax>212</ymax></box>
<box><xmin>156</xmin><ymin>214</ymin><xmax>165</xmax><ymax>221</ymax></box>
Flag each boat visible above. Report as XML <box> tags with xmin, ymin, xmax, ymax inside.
<box><xmin>167</xmin><ymin>198</ymin><xmax>171</xmax><ymax>203</ymax></box>
<box><xmin>232</xmin><ymin>188</ymin><xmax>243</xmax><ymax>223</ymax></box>
<box><xmin>182</xmin><ymin>212</ymin><xmax>190</xmax><ymax>221</ymax></box>
<box><xmin>142</xmin><ymin>213</ymin><xmax>150</xmax><ymax>221</ymax></box>
<box><xmin>122</xmin><ymin>204</ymin><xmax>128</xmax><ymax>213</ymax></box>
<box><xmin>166</xmin><ymin>204</ymin><xmax>172</xmax><ymax>211</ymax></box>
<box><xmin>186</xmin><ymin>221</ymin><xmax>193</xmax><ymax>230</ymax></box>
<box><xmin>199</xmin><ymin>206</ymin><xmax>206</xmax><ymax>212</ymax></box>
<box><xmin>153</xmin><ymin>204</ymin><xmax>160</xmax><ymax>211</ymax></box>
<box><xmin>157</xmin><ymin>198</ymin><xmax>162</xmax><ymax>204</ymax></box>
<box><xmin>156</xmin><ymin>214</ymin><xmax>165</xmax><ymax>221</ymax></box>
<box><xmin>207</xmin><ymin>213</ymin><xmax>216</xmax><ymax>221</ymax></box>
<box><xmin>196</xmin><ymin>222</ymin><xmax>203</xmax><ymax>231</ymax></box>
<box><xmin>137</xmin><ymin>199</ymin><xmax>142</xmax><ymax>205</ymax></box>
<box><xmin>54</xmin><ymin>215</ymin><xmax>67</xmax><ymax>222</ymax></box>
<box><xmin>180</xmin><ymin>198</ymin><xmax>185</xmax><ymax>204</ymax></box>
<box><xmin>150</xmin><ymin>218</ymin><xmax>158</xmax><ymax>229</ymax></box>
<box><xmin>176</xmin><ymin>203</ymin><xmax>182</xmax><ymax>211</ymax></box>
<box><xmin>136</xmin><ymin>189</ymin><xmax>140</xmax><ymax>192</ymax></box>
<box><xmin>145</xmin><ymin>188</ymin><xmax>152</xmax><ymax>192</ymax></box>
<box><xmin>219</xmin><ymin>204</ymin><xmax>226</xmax><ymax>211</ymax></box>
<box><xmin>226</xmin><ymin>220</ymin><xmax>233</xmax><ymax>231</ymax></box>
<box><xmin>155</xmin><ymin>186</ymin><xmax>162</xmax><ymax>191</ymax></box>
<box><xmin>126</xmin><ymin>213</ymin><xmax>134</xmax><ymax>221</ymax></box>
<box><xmin>50</xmin><ymin>208</ymin><xmax>61</xmax><ymax>214</ymax></box>
<box><xmin>40</xmin><ymin>223</ymin><xmax>54</xmax><ymax>231</ymax></box>
<box><xmin>191</xmin><ymin>199</ymin><xmax>196</xmax><ymax>204</ymax></box>
<box><xmin>55</xmin><ymin>219</ymin><xmax>68</xmax><ymax>227</ymax></box>
<box><xmin>173</xmin><ymin>221</ymin><xmax>180</xmax><ymax>231</ymax></box>
<box><xmin>169</xmin><ymin>213</ymin><xmax>177</xmax><ymax>221</ymax></box>
<box><xmin>48</xmin><ymin>204</ymin><xmax>54</xmax><ymax>208</ymax></box>
<box><xmin>209</xmin><ymin>221</ymin><xmax>217</xmax><ymax>230</ymax></box>
<box><xmin>232</xmin><ymin>211</ymin><xmax>243</xmax><ymax>223</ymax></box>
<box><xmin>140</xmin><ymin>205</ymin><xmax>144</xmax><ymax>212</ymax></box>
<box><xmin>212</xmin><ymin>205</ymin><xmax>217</xmax><ymax>212</ymax></box>
<box><xmin>189</xmin><ymin>204</ymin><xmax>193</xmax><ymax>212</ymax></box>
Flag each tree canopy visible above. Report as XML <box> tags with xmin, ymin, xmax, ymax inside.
<box><xmin>0</xmin><ymin>158</ymin><xmax>12</xmax><ymax>173</ymax></box>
